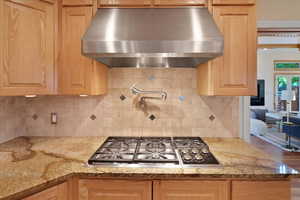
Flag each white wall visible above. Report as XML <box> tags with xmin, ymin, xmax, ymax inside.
<box><xmin>257</xmin><ymin>48</ymin><xmax>300</xmax><ymax>111</ymax></box>
<box><xmin>257</xmin><ymin>0</ymin><xmax>300</xmax><ymax>21</ymax></box>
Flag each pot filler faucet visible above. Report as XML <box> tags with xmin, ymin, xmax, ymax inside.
<box><xmin>130</xmin><ymin>85</ymin><xmax>167</xmax><ymax>101</ymax></box>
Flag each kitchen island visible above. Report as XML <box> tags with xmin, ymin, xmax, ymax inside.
<box><xmin>0</xmin><ymin>136</ymin><xmax>298</xmax><ymax>200</ymax></box>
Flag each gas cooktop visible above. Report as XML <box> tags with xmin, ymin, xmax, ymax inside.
<box><xmin>88</xmin><ymin>137</ymin><xmax>219</xmax><ymax>167</ymax></box>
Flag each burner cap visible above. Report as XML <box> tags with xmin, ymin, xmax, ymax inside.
<box><xmin>195</xmin><ymin>154</ymin><xmax>204</xmax><ymax>161</ymax></box>
<box><xmin>183</xmin><ymin>154</ymin><xmax>192</xmax><ymax>161</ymax></box>
<box><xmin>191</xmin><ymin>148</ymin><xmax>200</xmax><ymax>154</ymax></box>
<box><xmin>145</xmin><ymin>142</ymin><xmax>166</xmax><ymax>153</ymax></box>
<box><xmin>201</xmin><ymin>148</ymin><xmax>209</xmax><ymax>154</ymax></box>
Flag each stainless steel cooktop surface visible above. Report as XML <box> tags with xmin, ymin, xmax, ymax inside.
<box><xmin>88</xmin><ymin>137</ymin><xmax>219</xmax><ymax>167</ymax></box>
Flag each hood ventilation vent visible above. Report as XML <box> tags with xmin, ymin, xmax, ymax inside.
<box><xmin>82</xmin><ymin>8</ymin><xmax>223</xmax><ymax>68</ymax></box>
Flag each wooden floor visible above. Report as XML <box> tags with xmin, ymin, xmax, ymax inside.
<box><xmin>250</xmin><ymin>135</ymin><xmax>300</xmax><ymax>200</ymax></box>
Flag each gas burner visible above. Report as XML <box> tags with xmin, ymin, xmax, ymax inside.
<box><xmin>107</xmin><ymin>141</ymin><xmax>130</xmax><ymax>153</ymax></box>
<box><xmin>173</xmin><ymin>137</ymin><xmax>219</xmax><ymax>165</ymax></box>
<box><xmin>145</xmin><ymin>142</ymin><xmax>167</xmax><ymax>154</ymax></box>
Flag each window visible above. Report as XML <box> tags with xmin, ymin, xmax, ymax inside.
<box><xmin>275</xmin><ymin>74</ymin><xmax>300</xmax><ymax>112</ymax></box>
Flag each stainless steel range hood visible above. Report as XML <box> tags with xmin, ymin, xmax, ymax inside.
<box><xmin>82</xmin><ymin>8</ymin><xmax>223</xmax><ymax>68</ymax></box>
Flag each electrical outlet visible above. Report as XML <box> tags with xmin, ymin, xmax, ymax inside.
<box><xmin>51</xmin><ymin>113</ymin><xmax>57</xmax><ymax>125</ymax></box>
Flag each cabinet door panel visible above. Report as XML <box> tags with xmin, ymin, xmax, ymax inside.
<box><xmin>98</xmin><ymin>0</ymin><xmax>151</xmax><ymax>7</ymax></box>
<box><xmin>154</xmin><ymin>0</ymin><xmax>206</xmax><ymax>6</ymax></box>
<box><xmin>79</xmin><ymin>180</ymin><xmax>152</xmax><ymax>200</ymax></box>
<box><xmin>23</xmin><ymin>182</ymin><xmax>68</xmax><ymax>200</ymax></box>
<box><xmin>212</xmin><ymin>0</ymin><xmax>255</xmax><ymax>5</ymax></box>
<box><xmin>0</xmin><ymin>0</ymin><xmax>55</xmax><ymax>95</ymax></box>
<box><xmin>60</xmin><ymin>6</ymin><xmax>93</xmax><ymax>94</ymax></box>
<box><xmin>154</xmin><ymin>180</ymin><xmax>230</xmax><ymax>200</ymax></box>
<box><xmin>232</xmin><ymin>181</ymin><xmax>290</xmax><ymax>200</ymax></box>
<box><xmin>212</xmin><ymin>6</ymin><xmax>256</xmax><ymax>95</ymax></box>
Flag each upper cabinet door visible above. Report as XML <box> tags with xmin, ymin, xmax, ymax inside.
<box><xmin>60</xmin><ymin>6</ymin><xmax>93</xmax><ymax>95</ymax></box>
<box><xmin>98</xmin><ymin>0</ymin><xmax>152</xmax><ymax>7</ymax></box>
<box><xmin>212</xmin><ymin>0</ymin><xmax>255</xmax><ymax>5</ymax></box>
<box><xmin>212</xmin><ymin>6</ymin><xmax>257</xmax><ymax>96</ymax></box>
<box><xmin>0</xmin><ymin>0</ymin><xmax>55</xmax><ymax>96</ymax></box>
<box><xmin>153</xmin><ymin>0</ymin><xmax>207</xmax><ymax>6</ymax></box>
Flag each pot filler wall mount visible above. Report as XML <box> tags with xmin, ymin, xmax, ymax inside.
<box><xmin>82</xmin><ymin>7</ymin><xmax>224</xmax><ymax>68</ymax></box>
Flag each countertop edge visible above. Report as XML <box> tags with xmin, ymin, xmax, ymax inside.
<box><xmin>1</xmin><ymin>172</ymin><xmax>299</xmax><ymax>200</ymax></box>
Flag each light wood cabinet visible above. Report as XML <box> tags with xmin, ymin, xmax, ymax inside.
<box><xmin>78</xmin><ymin>179</ymin><xmax>152</xmax><ymax>200</ymax></box>
<box><xmin>59</xmin><ymin>5</ymin><xmax>108</xmax><ymax>95</ymax></box>
<box><xmin>63</xmin><ymin>0</ymin><xmax>94</xmax><ymax>6</ymax></box>
<box><xmin>154</xmin><ymin>180</ymin><xmax>230</xmax><ymax>200</ymax></box>
<box><xmin>23</xmin><ymin>182</ymin><xmax>68</xmax><ymax>200</ymax></box>
<box><xmin>197</xmin><ymin>5</ymin><xmax>257</xmax><ymax>96</ymax></box>
<box><xmin>0</xmin><ymin>0</ymin><xmax>56</xmax><ymax>96</ymax></box>
<box><xmin>153</xmin><ymin>0</ymin><xmax>206</xmax><ymax>6</ymax></box>
<box><xmin>232</xmin><ymin>181</ymin><xmax>291</xmax><ymax>200</ymax></box>
<box><xmin>212</xmin><ymin>0</ymin><xmax>255</xmax><ymax>5</ymax></box>
<box><xmin>98</xmin><ymin>0</ymin><xmax>152</xmax><ymax>7</ymax></box>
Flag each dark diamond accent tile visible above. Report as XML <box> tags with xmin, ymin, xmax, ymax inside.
<box><xmin>120</xmin><ymin>95</ymin><xmax>126</xmax><ymax>101</ymax></box>
<box><xmin>209</xmin><ymin>115</ymin><xmax>215</xmax><ymax>121</ymax></box>
<box><xmin>32</xmin><ymin>114</ymin><xmax>38</xmax><ymax>120</ymax></box>
<box><xmin>90</xmin><ymin>115</ymin><xmax>97</xmax><ymax>120</ymax></box>
<box><xmin>149</xmin><ymin>114</ymin><xmax>156</xmax><ymax>121</ymax></box>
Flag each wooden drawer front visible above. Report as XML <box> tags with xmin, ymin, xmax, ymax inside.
<box><xmin>232</xmin><ymin>181</ymin><xmax>291</xmax><ymax>200</ymax></box>
<box><xmin>79</xmin><ymin>180</ymin><xmax>152</xmax><ymax>200</ymax></box>
<box><xmin>154</xmin><ymin>180</ymin><xmax>230</xmax><ymax>200</ymax></box>
<box><xmin>62</xmin><ymin>0</ymin><xmax>93</xmax><ymax>6</ymax></box>
<box><xmin>23</xmin><ymin>183</ymin><xmax>67</xmax><ymax>200</ymax></box>
<box><xmin>98</xmin><ymin>0</ymin><xmax>151</xmax><ymax>7</ymax></box>
<box><xmin>212</xmin><ymin>0</ymin><xmax>255</xmax><ymax>5</ymax></box>
<box><xmin>154</xmin><ymin>0</ymin><xmax>206</xmax><ymax>6</ymax></box>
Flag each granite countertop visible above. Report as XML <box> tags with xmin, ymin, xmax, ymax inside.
<box><xmin>0</xmin><ymin>136</ymin><xmax>299</xmax><ymax>200</ymax></box>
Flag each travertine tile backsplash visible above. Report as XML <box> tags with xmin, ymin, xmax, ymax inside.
<box><xmin>1</xmin><ymin>68</ymin><xmax>239</xmax><ymax>141</ymax></box>
<box><xmin>0</xmin><ymin>97</ymin><xmax>26</xmax><ymax>143</ymax></box>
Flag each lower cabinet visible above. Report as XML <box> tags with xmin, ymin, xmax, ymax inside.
<box><xmin>22</xmin><ymin>179</ymin><xmax>292</xmax><ymax>200</ymax></box>
<box><xmin>23</xmin><ymin>182</ymin><xmax>68</xmax><ymax>200</ymax></box>
<box><xmin>232</xmin><ymin>181</ymin><xmax>291</xmax><ymax>200</ymax></box>
<box><xmin>154</xmin><ymin>180</ymin><xmax>230</xmax><ymax>200</ymax></box>
<box><xmin>78</xmin><ymin>179</ymin><xmax>152</xmax><ymax>200</ymax></box>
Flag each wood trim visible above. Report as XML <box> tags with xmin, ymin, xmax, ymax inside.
<box><xmin>153</xmin><ymin>0</ymin><xmax>207</xmax><ymax>6</ymax></box>
<box><xmin>258</xmin><ymin>28</ymin><xmax>300</xmax><ymax>33</ymax></box>
<box><xmin>62</xmin><ymin>0</ymin><xmax>93</xmax><ymax>6</ymax></box>
<box><xmin>212</xmin><ymin>0</ymin><xmax>255</xmax><ymax>6</ymax></box>
<box><xmin>40</xmin><ymin>0</ymin><xmax>56</xmax><ymax>4</ymax></box>
<box><xmin>258</xmin><ymin>44</ymin><xmax>300</xmax><ymax>49</ymax></box>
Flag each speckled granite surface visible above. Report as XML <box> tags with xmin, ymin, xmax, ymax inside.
<box><xmin>0</xmin><ymin>136</ymin><xmax>299</xmax><ymax>200</ymax></box>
